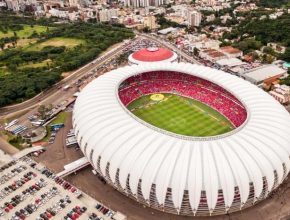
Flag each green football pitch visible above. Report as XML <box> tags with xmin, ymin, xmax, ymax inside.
<box><xmin>127</xmin><ymin>93</ymin><xmax>234</xmax><ymax>137</ymax></box>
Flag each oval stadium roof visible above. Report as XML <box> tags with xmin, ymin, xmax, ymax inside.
<box><xmin>73</xmin><ymin>62</ymin><xmax>290</xmax><ymax>216</ymax></box>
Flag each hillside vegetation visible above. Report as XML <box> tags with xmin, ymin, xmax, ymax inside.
<box><xmin>257</xmin><ymin>0</ymin><xmax>290</xmax><ymax>8</ymax></box>
<box><xmin>223</xmin><ymin>13</ymin><xmax>290</xmax><ymax>62</ymax></box>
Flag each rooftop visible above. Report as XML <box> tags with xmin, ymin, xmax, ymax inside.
<box><xmin>131</xmin><ymin>47</ymin><xmax>174</xmax><ymax>62</ymax></box>
<box><xmin>220</xmin><ymin>46</ymin><xmax>242</xmax><ymax>54</ymax></box>
<box><xmin>244</xmin><ymin>65</ymin><xmax>287</xmax><ymax>84</ymax></box>
<box><xmin>216</xmin><ymin>58</ymin><xmax>244</xmax><ymax>67</ymax></box>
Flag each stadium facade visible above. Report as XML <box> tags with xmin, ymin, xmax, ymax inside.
<box><xmin>73</xmin><ymin>63</ymin><xmax>290</xmax><ymax>216</ymax></box>
<box><xmin>128</xmin><ymin>47</ymin><xmax>178</xmax><ymax>65</ymax></box>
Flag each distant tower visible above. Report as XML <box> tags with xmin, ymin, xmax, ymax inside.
<box><xmin>125</xmin><ymin>0</ymin><xmax>163</xmax><ymax>8</ymax></box>
<box><xmin>69</xmin><ymin>0</ymin><xmax>79</xmax><ymax>7</ymax></box>
<box><xmin>188</xmin><ymin>11</ymin><xmax>201</xmax><ymax>27</ymax></box>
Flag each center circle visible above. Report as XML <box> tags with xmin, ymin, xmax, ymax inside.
<box><xmin>150</xmin><ymin>93</ymin><xmax>165</xmax><ymax>101</ymax></box>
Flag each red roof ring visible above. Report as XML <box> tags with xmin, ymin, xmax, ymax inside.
<box><xmin>132</xmin><ymin>47</ymin><xmax>174</xmax><ymax>62</ymax></box>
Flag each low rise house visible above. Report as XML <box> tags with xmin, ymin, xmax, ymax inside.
<box><xmin>199</xmin><ymin>48</ymin><xmax>227</xmax><ymax>62</ymax></box>
<box><xmin>219</xmin><ymin>46</ymin><xmax>243</xmax><ymax>58</ymax></box>
<box><xmin>267</xmin><ymin>43</ymin><xmax>286</xmax><ymax>54</ymax></box>
<box><xmin>269</xmin><ymin>84</ymin><xmax>290</xmax><ymax>104</ymax></box>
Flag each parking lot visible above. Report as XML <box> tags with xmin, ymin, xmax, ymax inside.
<box><xmin>0</xmin><ymin>157</ymin><xmax>126</xmax><ymax>220</ymax></box>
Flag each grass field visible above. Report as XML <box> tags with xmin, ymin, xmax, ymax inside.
<box><xmin>19</xmin><ymin>59</ymin><xmax>52</xmax><ymax>69</ymax></box>
<box><xmin>0</xmin><ymin>25</ymin><xmax>50</xmax><ymax>39</ymax></box>
<box><xmin>127</xmin><ymin>93</ymin><xmax>234</xmax><ymax>137</ymax></box>
<box><xmin>42</xmin><ymin>112</ymin><xmax>68</xmax><ymax>142</ymax></box>
<box><xmin>0</xmin><ymin>67</ymin><xmax>8</xmax><ymax>76</ymax></box>
<box><xmin>51</xmin><ymin>112</ymin><xmax>68</xmax><ymax>124</ymax></box>
<box><xmin>27</xmin><ymin>37</ymin><xmax>84</xmax><ymax>51</ymax></box>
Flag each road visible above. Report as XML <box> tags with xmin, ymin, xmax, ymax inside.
<box><xmin>0</xmin><ymin>42</ymin><xmax>129</xmax><ymax>118</ymax></box>
<box><xmin>140</xmin><ymin>33</ymin><xmax>201</xmax><ymax>64</ymax></box>
<box><xmin>0</xmin><ymin>35</ymin><xmax>201</xmax><ymax>119</ymax></box>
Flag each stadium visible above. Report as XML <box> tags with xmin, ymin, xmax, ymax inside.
<box><xmin>73</xmin><ymin>62</ymin><xmax>290</xmax><ymax>216</ymax></box>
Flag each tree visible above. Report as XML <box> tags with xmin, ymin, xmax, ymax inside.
<box><xmin>0</xmin><ymin>17</ymin><xmax>135</xmax><ymax>107</ymax></box>
<box><xmin>261</xmin><ymin>54</ymin><xmax>275</xmax><ymax>64</ymax></box>
<box><xmin>156</xmin><ymin>14</ymin><xmax>183</xmax><ymax>29</ymax></box>
<box><xmin>7</xmin><ymin>63</ymin><xmax>17</xmax><ymax>71</ymax></box>
<box><xmin>38</xmin><ymin>105</ymin><xmax>46</xmax><ymax>120</ymax></box>
<box><xmin>193</xmin><ymin>47</ymin><xmax>199</xmax><ymax>56</ymax></box>
<box><xmin>281</xmin><ymin>47</ymin><xmax>290</xmax><ymax>62</ymax></box>
<box><xmin>249</xmin><ymin>51</ymin><xmax>259</xmax><ymax>61</ymax></box>
<box><xmin>236</xmin><ymin>39</ymin><xmax>262</xmax><ymax>54</ymax></box>
<box><xmin>263</xmin><ymin>46</ymin><xmax>275</xmax><ymax>55</ymax></box>
<box><xmin>25</xmin><ymin>87</ymin><xmax>36</xmax><ymax>98</ymax></box>
<box><xmin>0</xmin><ymin>42</ymin><xmax>4</xmax><ymax>50</ymax></box>
<box><xmin>143</xmin><ymin>26</ymin><xmax>150</xmax><ymax>33</ymax></box>
<box><xmin>37</xmin><ymin>104</ymin><xmax>53</xmax><ymax>120</ymax></box>
<box><xmin>10</xmin><ymin>57</ymin><xmax>22</xmax><ymax>66</ymax></box>
<box><xmin>281</xmin><ymin>69</ymin><xmax>290</xmax><ymax>85</ymax></box>
<box><xmin>258</xmin><ymin>0</ymin><xmax>289</xmax><ymax>8</ymax></box>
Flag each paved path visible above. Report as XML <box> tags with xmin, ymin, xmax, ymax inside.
<box><xmin>0</xmin><ymin>134</ymin><xmax>19</xmax><ymax>155</ymax></box>
<box><xmin>56</xmin><ymin>157</ymin><xmax>90</xmax><ymax>177</ymax></box>
<box><xmin>140</xmin><ymin>33</ymin><xmax>201</xmax><ymax>64</ymax></box>
<box><xmin>12</xmin><ymin>145</ymin><xmax>45</xmax><ymax>159</ymax></box>
<box><xmin>65</xmin><ymin>168</ymin><xmax>290</xmax><ymax>220</ymax></box>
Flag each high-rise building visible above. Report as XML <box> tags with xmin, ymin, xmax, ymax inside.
<box><xmin>143</xmin><ymin>15</ymin><xmax>158</xmax><ymax>30</ymax></box>
<box><xmin>5</xmin><ymin>0</ymin><xmax>20</xmax><ymax>11</ymax></box>
<box><xmin>205</xmin><ymin>0</ymin><xmax>216</xmax><ymax>6</ymax></box>
<box><xmin>125</xmin><ymin>0</ymin><xmax>148</xmax><ymax>7</ymax></box>
<box><xmin>68</xmin><ymin>0</ymin><xmax>79</xmax><ymax>7</ymax></box>
<box><xmin>99</xmin><ymin>9</ymin><xmax>119</xmax><ymax>22</ymax></box>
<box><xmin>125</xmin><ymin>0</ymin><xmax>163</xmax><ymax>8</ymax></box>
<box><xmin>188</xmin><ymin>11</ymin><xmax>201</xmax><ymax>27</ymax></box>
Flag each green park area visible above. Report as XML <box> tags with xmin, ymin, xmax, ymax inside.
<box><xmin>26</xmin><ymin>37</ymin><xmax>84</xmax><ymax>51</ymax></box>
<box><xmin>0</xmin><ymin>12</ymin><xmax>134</xmax><ymax>107</ymax></box>
<box><xmin>42</xmin><ymin>111</ymin><xmax>69</xmax><ymax>142</ymax></box>
<box><xmin>50</xmin><ymin>112</ymin><xmax>68</xmax><ymax>125</ymax></box>
<box><xmin>7</xmin><ymin>132</ymin><xmax>27</xmax><ymax>150</ymax></box>
<box><xmin>0</xmin><ymin>36</ymin><xmax>83</xmax><ymax>75</ymax></box>
<box><xmin>0</xmin><ymin>24</ymin><xmax>49</xmax><ymax>39</ymax></box>
<box><xmin>18</xmin><ymin>59</ymin><xmax>52</xmax><ymax>69</ymax></box>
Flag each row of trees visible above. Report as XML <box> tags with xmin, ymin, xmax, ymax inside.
<box><xmin>257</xmin><ymin>0</ymin><xmax>290</xmax><ymax>8</ymax></box>
<box><xmin>0</xmin><ymin>68</ymin><xmax>61</xmax><ymax>106</ymax></box>
<box><xmin>0</xmin><ymin>11</ymin><xmax>58</xmax><ymax>28</ymax></box>
<box><xmin>156</xmin><ymin>14</ymin><xmax>185</xmax><ymax>29</ymax></box>
<box><xmin>0</xmin><ymin>36</ymin><xmax>18</xmax><ymax>50</ymax></box>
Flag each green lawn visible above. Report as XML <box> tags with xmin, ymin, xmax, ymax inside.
<box><xmin>26</xmin><ymin>37</ymin><xmax>85</xmax><ymax>51</ymax></box>
<box><xmin>0</xmin><ymin>67</ymin><xmax>9</xmax><ymax>76</ymax></box>
<box><xmin>3</xmin><ymin>131</ymin><xmax>26</xmax><ymax>150</ymax></box>
<box><xmin>127</xmin><ymin>93</ymin><xmax>234</xmax><ymax>137</ymax></box>
<box><xmin>42</xmin><ymin>111</ymin><xmax>68</xmax><ymax>141</ymax></box>
<box><xmin>50</xmin><ymin>111</ymin><xmax>68</xmax><ymax>124</ymax></box>
<box><xmin>19</xmin><ymin>59</ymin><xmax>52</xmax><ymax>69</ymax></box>
<box><xmin>0</xmin><ymin>25</ymin><xmax>50</xmax><ymax>39</ymax></box>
